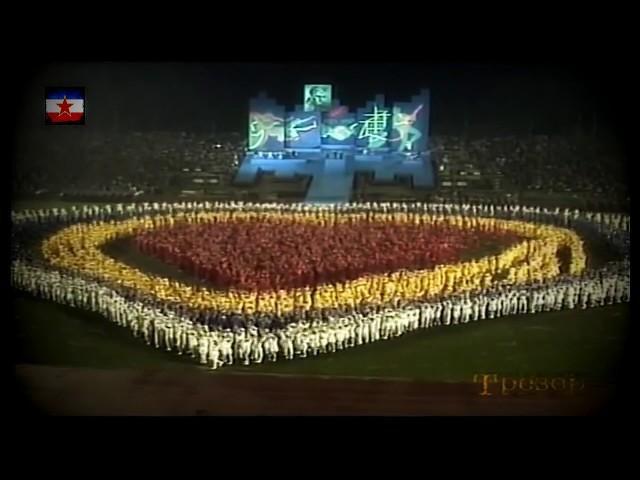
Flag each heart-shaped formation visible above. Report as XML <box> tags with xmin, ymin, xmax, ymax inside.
<box><xmin>132</xmin><ymin>219</ymin><xmax>523</xmax><ymax>291</ymax></box>
<box><xmin>41</xmin><ymin>210</ymin><xmax>587</xmax><ymax>316</ymax></box>
<box><xmin>12</xmin><ymin>202</ymin><xmax>630</xmax><ymax>372</ymax></box>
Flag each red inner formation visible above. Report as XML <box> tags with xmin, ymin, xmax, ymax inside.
<box><xmin>133</xmin><ymin>220</ymin><xmax>522</xmax><ymax>291</ymax></box>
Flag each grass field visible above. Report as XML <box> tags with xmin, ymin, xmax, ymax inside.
<box><xmin>13</xmin><ymin>290</ymin><xmax>629</xmax><ymax>384</ymax></box>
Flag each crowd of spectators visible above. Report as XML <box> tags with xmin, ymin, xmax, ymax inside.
<box><xmin>432</xmin><ymin>133</ymin><xmax>628</xmax><ymax>198</ymax></box>
<box><xmin>13</xmin><ymin>131</ymin><xmax>244</xmax><ymax>199</ymax></box>
<box><xmin>13</xmin><ymin>130</ymin><xmax>627</xmax><ymax>207</ymax></box>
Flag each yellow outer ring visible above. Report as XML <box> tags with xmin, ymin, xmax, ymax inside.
<box><xmin>41</xmin><ymin>211</ymin><xmax>586</xmax><ymax>314</ymax></box>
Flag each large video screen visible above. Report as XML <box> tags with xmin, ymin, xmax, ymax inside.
<box><xmin>356</xmin><ymin>95</ymin><xmax>391</xmax><ymax>150</ymax></box>
<box><xmin>248</xmin><ymin>94</ymin><xmax>285</xmax><ymax>151</ymax></box>
<box><xmin>304</xmin><ymin>84</ymin><xmax>333</xmax><ymax>112</ymax></box>
<box><xmin>285</xmin><ymin>110</ymin><xmax>321</xmax><ymax>149</ymax></box>
<box><xmin>389</xmin><ymin>89</ymin><xmax>430</xmax><ymax>153</ymax></box>
<box><xmin>321</xmin><ymin>105</ymin><xmax>357</xmax><ymax>147</ymax></box>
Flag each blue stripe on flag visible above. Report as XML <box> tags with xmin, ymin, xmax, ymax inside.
<box><xmin>46</xmin><ymin>88</ymin><xmax>85</xmax><ymax>100</ymax></box>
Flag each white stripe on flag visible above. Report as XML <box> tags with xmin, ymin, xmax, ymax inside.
<box><xmin>45</xmin><ymin>99</ymin><xmax>84</xmax><ymax>113</ymax></box>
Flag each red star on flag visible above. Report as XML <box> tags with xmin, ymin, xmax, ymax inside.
<box><xmin>56</xmin><ymin>96</ymin><xmax>74</xmax><ymax>117</ymax></box>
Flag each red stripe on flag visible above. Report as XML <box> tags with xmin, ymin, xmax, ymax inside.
<box><xmin>47</xmin><ymin>112</ymin><xmax>84</xmax><ymax>123</ymax></box>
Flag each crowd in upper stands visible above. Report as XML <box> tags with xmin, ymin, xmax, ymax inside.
<box><xmin>432</xmin><ymin>134</ymin><xmax>628</xmax><ymax>196</ymax></box>
<box><xmin>13</xmin><ymin>131</ymin><xmax>244</xmax><ymax>199</ymax></box>
<box><xmin>12</xmin><ymin>129</ymin><xmax>627</xmax><ymax>207</ymax></box>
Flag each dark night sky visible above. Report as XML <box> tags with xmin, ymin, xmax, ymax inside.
<box><xmin>14</xmin><ymin>62</ymin><xmax>618</xmax><ymax>136</ymax></box>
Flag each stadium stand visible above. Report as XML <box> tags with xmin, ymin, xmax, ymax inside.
<box><xmin>12</xmin><ymin>130</ymin><xmax>628</xmax><ymax>211</ymax></box>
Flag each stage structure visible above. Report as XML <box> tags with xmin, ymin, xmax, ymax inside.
<box><xmin>235</xmin><ymin>86</ymin><xmax>435</xmax><ymax>203</ymax></box>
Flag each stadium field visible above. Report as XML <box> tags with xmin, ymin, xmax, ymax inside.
<box><xmin>14</xmin><ymin>290</ymin><xmax>629</xmax><ymax>384</ymax></box>
<box><xmin>13</xmin><ymin>197</ymin><xmax>627</xmax><ymax>383</ymax></box>
<box><xmin>12</xmin><ymin>197</ymin><xmax>629</xmax><ymax>414</ymax></box>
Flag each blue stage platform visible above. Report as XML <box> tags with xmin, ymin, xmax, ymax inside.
<box><xmin>238</xmin><ymin>86</ymin><xmax>433</xmax><ymax>203</ymax></box>
<box><xmin>234</xmin><ymin>153</ymin><xmax>435</xmax><ymax>203</ymax></box>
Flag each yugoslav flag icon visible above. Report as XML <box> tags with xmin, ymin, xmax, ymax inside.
<box><xmin>45</xmin><ymin>87</ymin><xmax>85</xmax><ymax>124</ymax></box>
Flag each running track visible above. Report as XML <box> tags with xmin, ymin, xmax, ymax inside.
<box><xmin>14</xmin><ymin>365</ymin><xmax>615</xmax><ymax>415</ymax></box>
